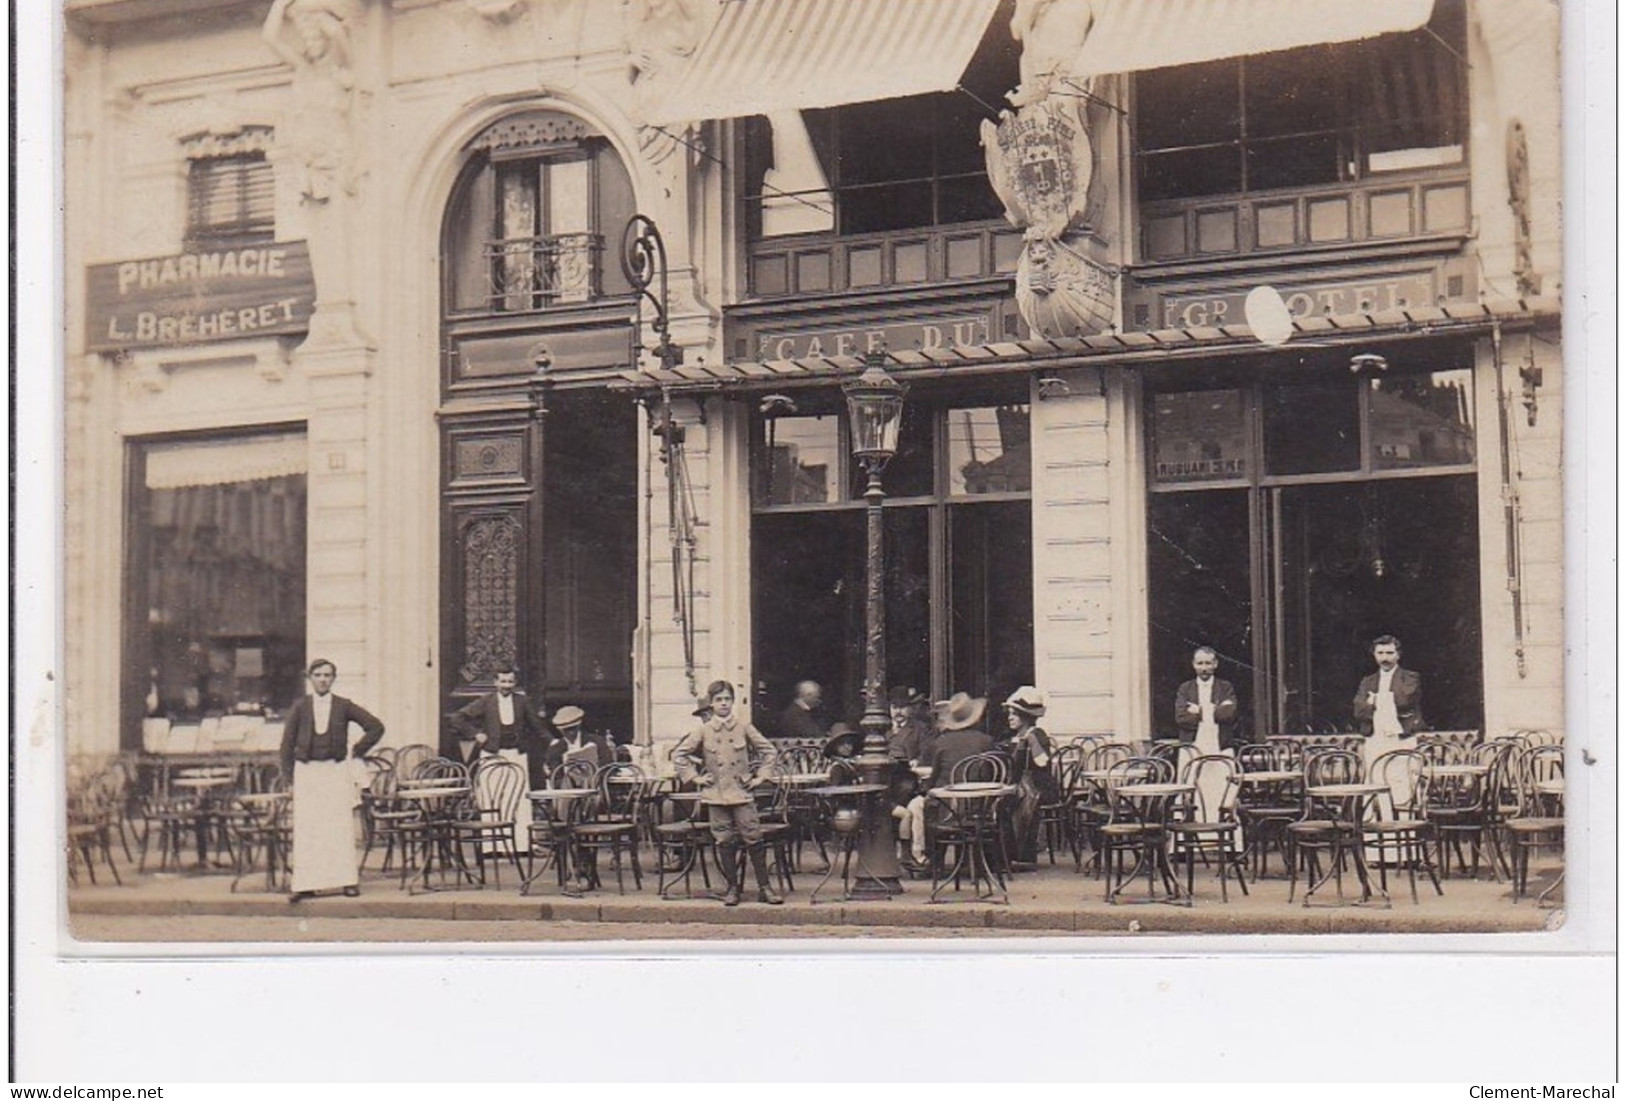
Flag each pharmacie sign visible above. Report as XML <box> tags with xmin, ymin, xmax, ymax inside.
<box><xmin>85</xmin><ymin>241</ymin><xmax>315</xmax><ymax>352</ymax></box>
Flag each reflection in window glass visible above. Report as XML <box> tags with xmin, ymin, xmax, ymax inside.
<box><xmin>1264</xmin><ymin>382</ymin><xmax>1360</xmax><ymax>476</ymax></box>
<box><xmin>858</xmin><ymin>402</ymin><xmax>935</xmax><ymax>499</ymax></box>
<box><xmin>1368</xmin><ymin>369</ymin><xmax>1475</xmax><ymax>470</ymax></box>
<box><xmin>1151</xmin><ymin>390</ymin><xmax>1248</xmax><ymax>484</ymax></box>
<box><xmin>757</xmin><ymin>415</ymin><xmax>842</xmax><ymax>505</ymax></box>
<box><xmin>948</xmin><ymin>405</ymin><xmax>1031</xmax><ymax>494</ymax></box>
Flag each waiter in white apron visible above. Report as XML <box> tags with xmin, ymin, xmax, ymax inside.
<box><xmin>1175</xmin><ymin>646</ymin><xmax>1240</xmax><ymax>816</ymax></box>
<box><xmin>1353</xmin><ymin>634</ymin><xmax>1426</xmax><ymax>766</ymax></box>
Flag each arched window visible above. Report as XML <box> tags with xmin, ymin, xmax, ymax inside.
<box><xmin>443</xmin><ymin>111</ymin><xmax>636</xmax><ymax>317</ymax></box>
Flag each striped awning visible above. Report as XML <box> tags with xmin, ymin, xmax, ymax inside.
<box><xmin>1070</xmin><ymin>0</ymin><xmax>1436</xmax><ymax>78</ymax></box>
<box><xmin>613</xmin><ymin>296</ymin><xmax>1560</xmax><ymax>393</ymax></box>
<box><xmin>640</xmin><ymin>0</ymin><xmax>1003</xmax><ymax>126</ymax></box>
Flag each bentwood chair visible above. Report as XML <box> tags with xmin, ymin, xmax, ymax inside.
<box><xmin>1505</xmin><ymin>745</ymin><xmax>1565</xmax><ymax>901</ymax></box>
<box><xmin>1285</xmin><ymin>749</ymin><xmax>1366</xmax><ymax>905</ymax></box>
<box><xmin>449</xmin><ymin>757</ymin><xmax>527</xmax><ymax>887</ymax></box>
<box><xmin>360</xmin><ymin>760</ymin><xmax>420</xmax><ymax>874</ymax></box>
<box><xmin>1168</xmin><ymin>754</ymin><xmax>1249</xmax><ymax>903</ymax></box>
<box><xmin>1098</xmin><ymin>757</ymin><xmax>1179</xmax><ymax>903</ymax></box>
<box><xmin>570</xmin><ymin>764</ymin><xmax>646</xmax><ymax>894</ymax></box>
<box><xmin>66</xmin><ymin>770</ymin><xmax>125</xmax><ymax>887</ymax></box>
<box><xmin>1036</xmin><ymin>743</ymin><xmax>1083</xmax><ymax>866</ymax></box>
<box><xmin>1363</xmin><ymin>750</ymin><xmax>1443</xmax><ymax>904</ymax></box>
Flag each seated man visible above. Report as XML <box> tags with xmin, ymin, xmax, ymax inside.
<box><xmin>895</xmin><ymin>693</ymin><xmax>992</xmax><ymax>870</ymax></box>
<box><xmin>540</xmin><ymin>705</ymin><xmax>613</xmax><ymax>778</ymax></box>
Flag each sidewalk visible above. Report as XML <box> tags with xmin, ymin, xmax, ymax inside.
<box><xmin>67</xmin><ymin>846</ymin><xmax>1562</xmax><ymax>939</ymax></box>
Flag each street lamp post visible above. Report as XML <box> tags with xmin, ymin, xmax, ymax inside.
<box><xmin>842</xmin><ymin>351</ymin><xmax>907</xmax><ymax>896</ymax></box>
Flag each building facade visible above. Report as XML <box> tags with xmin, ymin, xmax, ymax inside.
<box><xmin>63</xmin><ymin>0</ymin><xmax>1565</xmax><ymax>771</ymax></box>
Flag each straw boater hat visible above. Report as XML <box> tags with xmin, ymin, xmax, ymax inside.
<box><xmin>935</xmin><ymin>692</ymin><xmax>987</xmax><ymax>731</ymax></box>
<box><xmin>551</xmin><ymin>705</ymin><xmax>585</xmax><ymax>730</ymax></box>
<box><xmin>1004</xmin><ymin>686</ymin><xmax>1048</xmax><ymax>718</ymax></box>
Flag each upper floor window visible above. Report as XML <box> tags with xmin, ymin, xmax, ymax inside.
<box><xmin>442</xmin><ymin>111</ymin><xmax>636</xmax><ymax>316</ymax></box>
<box><xmin>182</xmin><ymin>128</ymin><xmax>276</xmax><ymax>249</ymax></box>
<box><xmin>1134</xmin><ymin>0</ymin><xmax>1466</xmax><ymax>203</ymax></box>
<box><xmin>741</xmin><ymin>4</ymin><xmax>1019</xmax><ymax>240</ymax></box>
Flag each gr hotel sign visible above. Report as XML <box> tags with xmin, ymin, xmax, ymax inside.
<box><xmin>85</xmin><ymin>241</ymin><xmax>315</xmax><ymax>353</ymax></box>
<box><xmin>1158</xmin><ymin>274</ymin><xmax>1437</xmax><ymax>329</ymax></box>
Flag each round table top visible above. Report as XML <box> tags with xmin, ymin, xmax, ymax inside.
<box><xmin>1533</xmin><ymin>779</ymin><xmax>1566</xmax><ymax>796</ymax></box>
<box><xmin>1115</xmin><ymin>782</ymin><xmax>1194</xmax><ymax>798</ymax></box>
<box><xmin>528</xmin><ymin>787</ymin><xmax>596</xmax><ymax>799</ymax></box>
<box><xmin>1425</xmin><ymin>763</ymin><xmax>1490</xmax><ymax>777</ymax></box>
<box><xmin>1237</xmin><ymin>771</ymin><xmax>1302</xmax><ymax>783</ymax></box>
<box><xmin>237</xmin><ymin>791</ymin><xmax>290</xmax><ymax>804</ymax></box>
<box><xmin>929</xmin><ymin>782</ymin><xmax>1016</xmax><ymax>799</ymax></box>
<box><xmin>805</xmin><ymin>783</ymin><xmax>887</xmax><ymax>798</ymax></box>
<box><xmin>1306</xmin><ymin>783</ymin><xmax>1385</xmax><ymax>797</ymax></box>
<box><xmin>397</xmin><ymin>786</ymin><xmax>470</xmax><ymax>800</ymax></box>
<box><xmin>399</xmin><ymin>776</ymin><xmax>459</xmax><ymax>788</ymax></box>
<box><xmin>772</xmin><ymin>772</ymin><xmax>831</xmax><ymax>786</ymax></box>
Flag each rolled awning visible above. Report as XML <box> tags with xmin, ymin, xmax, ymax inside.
<box><xmin>640</xmin><ymin>0</ymin><xmax>1003</xmax><ymax>126</ymax></box>
<box><xmin>1069</xmin><ymin>0</ymin><xmax>1437</xmax><ymax>78</ymax></box>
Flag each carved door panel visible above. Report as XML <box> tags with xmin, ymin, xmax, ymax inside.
<box><xmin>440</xmin><ymin>410</ymin><xmax>546</xmax><ymax>733</ymax></box>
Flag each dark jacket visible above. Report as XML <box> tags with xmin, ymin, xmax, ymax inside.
<box><xmin>1174</xmin><ymin>677</ymin><xmax>1241</xmax><ymax>749</ymax></box>
<box><xmin>1353</xmin><ymin>668</ymin><xmax>1426</xmax><ymax>735</ymax></box>
<box><xmin>923</xmin><ymin>727</ymin><xmax>995</xmax><ymax>792</ymax></box>
<box><xmin>280</xmin><ymin>693</ymin><xmax>385</xmax><ymax>778</ymax></box>
<box><xmin>449</xmin><ymin>691</ymin><xmax>549</xmax><ymax>755</ymax></box>
<box><xmin>777</xmin><ymin>701</ymin><xmax>827</xmax><ymax>741</ymax></box>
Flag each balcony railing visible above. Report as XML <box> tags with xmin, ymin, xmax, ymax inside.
<box><xmin>482</xmin><ymin>231</ymin><xmax>603</xmax><ymax>313</ymax></box>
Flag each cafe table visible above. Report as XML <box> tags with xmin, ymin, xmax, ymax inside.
<box><xmin>1298</xmin><ymin>782</ymin><xmax>1389</xmax><ymax>907</ymax></box>
<box><xmin>804</xmin><ymin>783</ymin><xmax>891</xmax><ymax>903</ymax></box>
<box><xmin>924</xmin><ymin>782</ymin><xmax>1017</xmax><ymax>904</ymax></box>
<box><xmin>395</xmin><ymin>784</ymin><xmax>476</xmax><ymax>894</ymax></box>
<box><xmin>519</xmin><ymin>787</ymin><xmax>598</xmax><ymax>897</ymax></box>
<box><xmin>1102</xmin><ymin>782</ymin><xmax>1193</xmax><ymax>904</ymax></box>
<box><xmin>170</xmin><ymin>768</ymin><xmax>239</xmax><ymax>869</ymax></box>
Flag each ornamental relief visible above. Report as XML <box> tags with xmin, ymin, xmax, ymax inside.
<box><xmin>461</xmin><ymin>514</ymin><xmax>521</xmax><ymax>683</ymax></box>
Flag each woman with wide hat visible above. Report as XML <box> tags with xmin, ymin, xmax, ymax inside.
<box><xmin>1002</xmin><ymin>685</ymin><xmax>1058</xmax><ymax>868</ymax></box>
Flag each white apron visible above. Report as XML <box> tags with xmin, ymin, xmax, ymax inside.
<box><xmin>291</xmin><ymin>759</ymin><xmax>360</xmax><ymax>892</ymax></box>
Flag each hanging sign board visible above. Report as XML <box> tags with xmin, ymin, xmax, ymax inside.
<box><xmin>84</xmin><ymin>241</ymin><xmax>315</xmax><ymax>352</ymax></box>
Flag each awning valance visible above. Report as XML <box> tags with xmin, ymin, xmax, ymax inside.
<box><xmin>615</xmin><ymin>296</ymin><xmax>1559</xmax><ymax>393</ymax></box>
<box><xmin>145</xmin><ymin>433</ymin><xmax>308</xmax><ymax>490</ymax></box>
<box><xmin>640</xmin><ymin>0</ymin><xmax>1002</xmax><ymax>126</ymax></box>
<box><xmin>1069</xmin><ymin>0</ymin><xmax>1437</xmax><ymax>78</ymax></box>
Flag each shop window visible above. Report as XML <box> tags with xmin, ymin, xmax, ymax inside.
<box><xmin>1135</xmin><ymin>0</ymin><xmax>1466</xmax><ymax>202</ymax></box>
<box><xmin>442</xmin><ymin>112</ymin><xmax>636</xmax><ymax>315</ymax></box>
<box><xmin>126</xmin><ymin>432</ymin><xmax>307</xmax><ymax>749</ymax></box>
<box><xmin>752</xmin><ymin>387</ymin><xmax>1033</xmax><ymax>726</ymax></box>
<box><xmin>185</xmin><ymin>154</ymin><xmax>275</xmax><ymax>248</ymax></box>
<box><xmin>741</xmin><ymin>6</ymin><xmax>1019</xmax><ymax>240</ymax></box>
<box><xmin>1151</xmin><ymin>389</ymin><xmax>1249</xmax><ymax>485</ymax></box>
<box><xmin>1143</xmin><ymin>357</ymin><xmax>1483</xmax><ymax>739</ymax></box>
<box><xmin>1367</xmin><ymin>368</ymin><xmax>1475</xmax><ymax>470</ymax></box>
<box><xmin>1263</xmin><ymin>381</ymin><xmax>1361</xmax><ymax>476</ymax></box>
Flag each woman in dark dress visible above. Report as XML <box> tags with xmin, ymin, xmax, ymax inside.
<box><xmin>1003</xmin><ymin>686</ymin><xmax>1058</xmax><ymax>868</ymax></box>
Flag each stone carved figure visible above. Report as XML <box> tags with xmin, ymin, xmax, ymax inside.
<box><xmin>1009</xmin><ymin>0</ymin><xmax>1096</xmax><ymax>107</ymax></box>
<box><xmin>263</xmin><ymin>0</ymin><xmax>357</xmax><ymax>204</ymax></box>
<box><xmin>624</xmin><ymin>0</ymin><xmax>706</xmax><ymax>86</ymax></box>
<box><xmin>264</xmin><ymin>0</ymin><xmax>362</xmax><ymax>337</ymax></box>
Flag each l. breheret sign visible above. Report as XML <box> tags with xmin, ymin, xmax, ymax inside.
<box><xmin>85</xmin><ymin>241</ymin><xmax>315</xmax><ymax>352</ymax></box>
